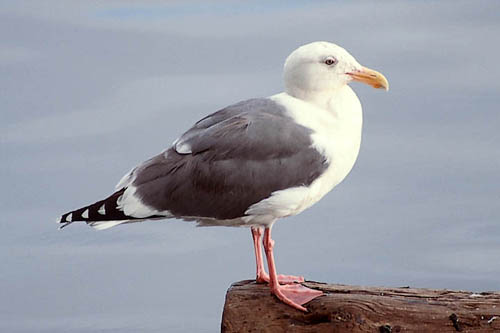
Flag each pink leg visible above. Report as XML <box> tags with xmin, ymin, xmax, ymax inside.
<box><xmin>263</xmin><ymin>227</ymin><xmax>323</xmax><ymax>312</ymax></box>
<box><xmin>251</xmin><ymin>227</ymin><xmax>269</xmax><ymax>284</ymax></box>
<box><xmin>251</xmin><ymin>227</ymin><xmax>304</xmax><ymax>284</ymax></box>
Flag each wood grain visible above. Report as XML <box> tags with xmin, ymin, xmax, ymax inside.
<box><xmin>221</xmin><ymin>280</ymin><xmax>500</xmax><ymax>332</ymax></box>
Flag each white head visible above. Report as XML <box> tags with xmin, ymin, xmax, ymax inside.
<box><xmin>284</xmin><ymin>41</ymin><xmax>388</xmax><ymax>100</ymax></box>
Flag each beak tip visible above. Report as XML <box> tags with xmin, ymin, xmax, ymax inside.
<box><xmin>380</xmin><ymin>77</ymin><xmax>389</xmax><ymax>91</ymax></box>
<box><xmin>350</xmin><ymin>67</ymin><xmax>389</xmax><ymax>92</ymax></box>
<box><xmin>379</xmin><ymin>78</ymin><xmax>389</xmax><ymax>91</ymax></box>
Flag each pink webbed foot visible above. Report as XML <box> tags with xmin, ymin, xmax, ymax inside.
<box><xmin>256</xmin><ymin>272</ymin><xmax>305</xmax><ymax>285</ymax></box>
<box><xmin>261</xmin><ymin>227</ymin><xmax>324</xmax><ymax>311</ymax></box>
<box><xmin>277</xmin><ymin>274</ymin><xmax>305</xmax><ymax>284</ymax></box>
<box><xmin>271</xmin><ymin>283</ymin><xmax>324</xmax><ymax>312</ymax></box>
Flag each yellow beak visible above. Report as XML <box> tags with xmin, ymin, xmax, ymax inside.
<box><xmin>347</xmin><ymin>66</ymin><xmax>389</xmax><ymax>91</ymax></box>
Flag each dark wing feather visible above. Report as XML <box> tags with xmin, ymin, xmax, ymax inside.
<box><xmin>131</xmin><ymin>98</ymin><xmax>328</xmax><ymax>220</ymax></box>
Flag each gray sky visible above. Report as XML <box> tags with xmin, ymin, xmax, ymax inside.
<box><xmin>1</xmin><ymin>1</ymin><xmax>499</xmax><ymax>332</ymax></box>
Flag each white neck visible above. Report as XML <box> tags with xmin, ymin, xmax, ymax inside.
<box><xmin>285</xmin><ymin>84</ymin><xmax>349</xmax><ymax>112</ymax></box>
<box><xmin>285</xmin><ymin>85</ymin><xmax>361</xmax><ymax>122</ymax></box>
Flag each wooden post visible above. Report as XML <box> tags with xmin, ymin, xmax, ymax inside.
<box><xmin>221</xmin><ymin>280</ymin><xmax>500</xmax><ymax>332</ymax></box>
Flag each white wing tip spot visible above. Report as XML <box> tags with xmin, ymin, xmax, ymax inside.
<box><xmin>98</xmin><ymin>204</ymin><xmax>106</xmax><ymax>215</ymax></box>
<box><xmin>82</xmin><ymin>209</ymin><xmax>89</xmax><ymax>219</ymax></box>
<box><xmin>65</xmin><ymin>213</ymin><xmax>73</xmax><ymax>222</ymax></box>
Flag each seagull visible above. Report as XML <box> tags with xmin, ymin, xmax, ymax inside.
<box><xmin>59</xmin><ymin>41</ymin><xmax>388</xmax><ymax>312</ymax></box>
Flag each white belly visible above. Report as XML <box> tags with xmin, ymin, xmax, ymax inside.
<box><xmin>244</xmin><ymin>88</ymin><xmax>363</xmax><ymax>224</ymax></box>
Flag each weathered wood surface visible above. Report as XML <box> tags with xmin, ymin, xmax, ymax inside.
<box><xmin>221</xmin><ymin>280</ymin><xmax>500</xmax><ymax>332</ymax></box>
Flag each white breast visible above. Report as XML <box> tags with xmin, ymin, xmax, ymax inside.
<box><xmin>244</xmin><ymin>87</ymin><xmax>362</xmax><ymax>224</ymax></box>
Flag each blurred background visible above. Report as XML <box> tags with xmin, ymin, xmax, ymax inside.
<box><xmin>1</xmin><ymin>1</ymin><xmax>499</xmax><ymax>332</ymax></box>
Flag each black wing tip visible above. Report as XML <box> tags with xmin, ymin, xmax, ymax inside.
<box><xmin>57</xmin><ymin>212</ymin><xmax>72</xmax><ymax>230</ymax></box>
<box><xmin>59</xmin><ymin>221</ymin><xmax>71</xmax><ymax>230</ymax></box>
<box><xmin>57</xmin><ymin>189</ymin><xmax>132</xmax><ymax>230</ymax></box>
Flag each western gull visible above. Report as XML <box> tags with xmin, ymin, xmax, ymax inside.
<box><xmin>59</xmin><ymin>41</ymin><xmax>388</xmax><ymax>311</ymax></box>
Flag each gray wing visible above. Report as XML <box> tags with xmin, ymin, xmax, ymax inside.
<box><xmin>123</xmin><ymin>98</ymin><xmax>329</xmax><ymax>220</ymax></box>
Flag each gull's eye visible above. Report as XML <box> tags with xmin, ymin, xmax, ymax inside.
<box><xmin>324</xmin><ymin>57</ymin><xmax>337</xmax><ymax>66</ymax></box>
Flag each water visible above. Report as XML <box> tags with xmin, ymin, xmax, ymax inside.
<box><xmin>1</xmin><ymin>1</ymin><xmax>499</xmax><ymax>331</ymax></box>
